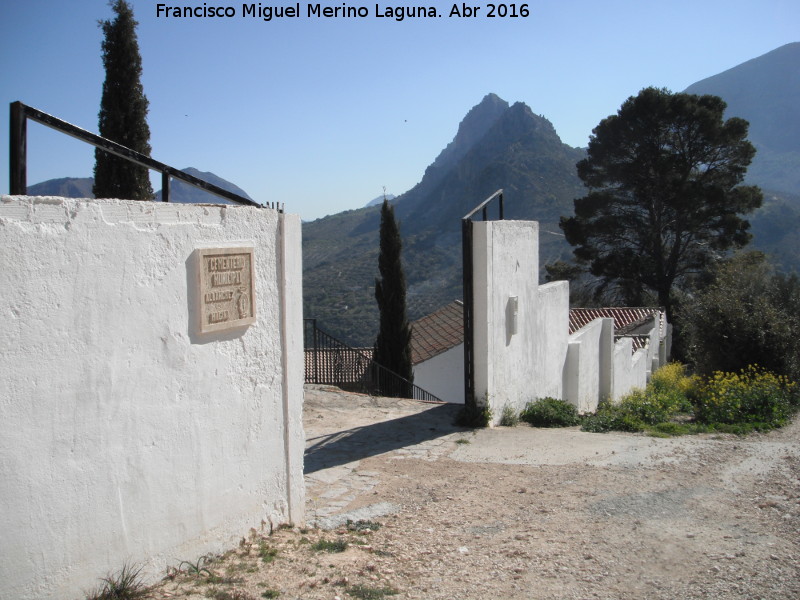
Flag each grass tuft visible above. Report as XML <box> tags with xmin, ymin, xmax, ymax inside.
<box><xmin>346</xmin><ymin>584</ymin><xmax>400</xmax><ymax>599</ymax></box>
<box><xmin>85</xmin><ymin>563</ymin><xmax>149</xmax><ymax>600</ymax></box>
<box><xmin>499</xmin><ymin>405</ymin><xmax>520</xmax><ymax>427</ymax></box>
<box><xmin>346</xmin><ymin>519</ymin><xmax>382</xmax><ymax>532</ymax></box>
<box><xmin>311</xmin><ymin>538</ymin><xmax>348</xmax><ymax>553</ymax></box>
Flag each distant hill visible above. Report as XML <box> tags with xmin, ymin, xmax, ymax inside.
<box><xmin>683</xmin><ymin>42</ymin><xmax>800</xmax><ymax>273</ymax></box>
<box><xmin>27</xmin><ymin>177</ymin><xmax>94</xmax><ymax>198</ymax></box>
<box><xmin>365</xmin><ymin>193</ymin><xmax>397</xmax><ymax>208</ymax></box>
<box><xmin>27</xmin><ymin>168</ymin><xmax>254</xmax><ymax>205</ymax></box>
<box><xmin>153</xmin><ymin>167</ymin><xmax>254</xmax><ymax>204</ymax></box>
<box><xmin>684</xmin><ymin>42</ymin><xmax>800</xmax><ymax>197</ymax></box>
<box><xmin>303</xmin><ymin>94</ymin><xmax>585</xmax><ymax>345</ymax></box>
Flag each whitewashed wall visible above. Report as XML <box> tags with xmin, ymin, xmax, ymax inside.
<box><xmin>533</xmin><ymin>281</ymin><xmax>569</xmax><ymax>400</ymax></box>
<box><xmin>611</xmin><ymin>338</ymin><xmax>648</xmax><ymax>400</ymax></box>
<box><xmin>469</xmin><ymin>218</ymin><xmax>667</xmax><ymax>420</ymax></box>
<box><xmin>646</xmin><ymin>321</ymin><xmax>661</xmax><ymax>378</ymax></box>
<box><xmin>563</xmin><ymin>318</ymin><xmax>614</xmax><ymax>413</ymax></box>
<box><xmin>472</xmin><ymin>220</ymin><xmax>545</xmax><ymax>423</ymax></box>
<box><xmin>413</xmin><ymin>343</ymin><xmax>465</xmax><ymax>403</ymax></box>
<box><xmin>0</xmin><ymin>196</ymin><xmax>305</xmax><ymax>600</ymax></box>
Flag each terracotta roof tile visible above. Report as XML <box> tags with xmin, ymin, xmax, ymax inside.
<box><xmin>410</xmin><ymin>300</ymin><xmax>464</xmax><ymax>365</ymax></box>
<box><xmin>569</xmin><ymin>307</ymin><xmax>664</xmax><ymax>335</ymax></box>
<box><xmin>411</xmin><ymin>303</ymin><xmax>665</xmax><ymax>364</ymax></box>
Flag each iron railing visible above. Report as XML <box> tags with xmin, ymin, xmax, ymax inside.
<box><xmin>461</xmin><ymin>189</ymin><xmax>504</xmax><ymax>406</ymax></box>
<box><xmin>304</xmin><ymin>319</ymin><xmax>443</xmax><ymax>403</ymax></box>
<box><xmin>9</xmin><ymin>101</ymin><xmax>283</xmax><ymax>211</ymax></box>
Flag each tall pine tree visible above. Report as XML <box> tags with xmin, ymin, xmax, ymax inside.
<box><xmin>93</xmin><ymin>0</ymin><xmax>153</xmax><ymax>200</ymax></box>
<box><xmin>374</xmin><ymin>199</ymin><xmax>413</xmax><ymax>395</ymax></box>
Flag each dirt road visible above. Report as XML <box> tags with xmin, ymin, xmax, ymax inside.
<box><xmin>154</xmin><ymin>385</ymin><xmax>800</xmax><ymax>600</ymax></box>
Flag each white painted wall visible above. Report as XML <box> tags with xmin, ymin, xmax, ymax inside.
<box><xmin>0</xmin><ymin>196</ymin><xmax>305</xmax><ymax>600</ymax></box>
<box><xmin>472</xmin><ymin>220</ymin><xmax>542</xmax><ymax>423</ymax></box>
<box><xmin>611</xmin><ymin>338</ymin><xmax>648</xmax><ymax>401</ymax></box>
<box><xmin>646</xmin><ymin>321</ymin><xmax>661</xmax><ymax>378</ymax></box>
<box><xmin>465</xmin><ymin>217</ymin><xmax>671</xmax><ymax>419</ymax></box>
<box><xmin>563</xmin><ymin>318</ymin><xmax>609</xmax><ymax>413</ymax></box>
<box><xmin>533</xmin><ymin>281</ymin><xmax>569</xmax><ymax>400</ymax></box>
<box><xmin>413</xmin><ymin>343</ymin><xmax>465</xmax><ymax>403</ymax></box>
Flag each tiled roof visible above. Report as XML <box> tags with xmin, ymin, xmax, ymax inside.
<box><xmin>569</xmin><ymin>307</ymin><xmax>663</xmax><ymax>336</ymax></box>
<box><xmin>410</xmin><ymin>303</ymin><xmax>665</xmax><ymax>365</ymax></box>
<box><xmin>410</xmin><ymin>300</ymin><xmax>464</xmax><ymax>365</ymax></box>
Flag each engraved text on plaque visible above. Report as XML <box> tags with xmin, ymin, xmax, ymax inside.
<box><xmin>196</xmin><ymin>247</ymin><xmax>256</xmax><ymax>333</ymax></box>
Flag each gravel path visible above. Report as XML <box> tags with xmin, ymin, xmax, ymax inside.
<box><xmin>153</xmin><ymin>384</ymin><xmax>800</xmax><ymax>600</ymax></box>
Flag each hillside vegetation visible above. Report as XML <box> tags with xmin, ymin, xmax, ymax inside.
<box><xmin>303</xmin><ymin>94</ymin><xmax>585</xmax><ymax>345</ymax></box>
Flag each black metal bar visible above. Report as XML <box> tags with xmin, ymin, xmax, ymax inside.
<box><xmin>463</xmin><ymin>188</ymin><xmax>503</xmax><ymax>221</ymax></box>
<box><xmin>10</xmin><ymin>101</ymin><xmax>26</xmax><ymax>195</ymax></box>
<box><xmin>499</xmin><ymin>192</ymin><xmax>504</xmax><ymax>220</ymax></box>
<box><xmin>161</xmin><ymin>171</ymin><xmax>170</xmax><ymax>203</ymax></box>
<box><xmin>461</xmin><ymin>218</ymin><xmax>475</xmax><ymax>406</ymax></box>
<box><xmin>9</xmin><ymin>102</ymin><xmax>273</xmax><ymax>209</ymax></box>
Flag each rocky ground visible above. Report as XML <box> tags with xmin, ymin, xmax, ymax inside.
<box><xmin>151</xmin><ymin>385</ymin><xmax>800</xmax><ymax>600</ymax></box>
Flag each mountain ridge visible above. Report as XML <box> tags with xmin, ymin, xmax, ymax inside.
<box><xmin>302</xmin><ymin>94</ymin><xmax>586</xmax><ymax>345</ymax></box>
<box><xmin>684</xmin><ymin>42</ymin><xmax>800</xmax><ymax>197</ymax></box>
<box><xmin>25</xmin><ymin>168</ymin><xmax>254</xmax><ymax>204</ymax></box>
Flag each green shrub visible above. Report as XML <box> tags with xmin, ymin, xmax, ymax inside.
<box><xmin>346</xmin><ymin>584</ymin><xmax>399</xmax><ymax>599</ymax></box>
<box><xmin>311</xmin><ymin>539</ymin><xmax>348</xmax><ymax>553</ymax></box>
<box><xmin>695</xmin><ymin>365</ymin><xmax>797</xmax><ymax>428</ymax></box>
<box><xmin>258</xmin><ymin>541</ymin><xmax>278</xmax><ymax>563</ymax></box>
<box><xmin>581</xmin><ymin>363</ymin><xmax>700</xmax><ymax>434</ymax></box>
<box><xmin>499</xmin><ymin>405</ymin><xmax>520</xmax><ymax>426</ymax></box>
<box><xmin>581</xmin><ymin>403</ymin><xmax>644</xmax><ymax>433</ymax></box>
<box><xmin>648</xmin><ymin>362</ymin><xmax>700</xmax><ymax>411</ymax></box>
<box><xmin>520</xmin><ymin>398</ymin><xmax>580</xmax><ymax>427</ymax></box>
<box><xmin>681</xmin><ymin>252</ymin><xmax>800</xmax><ymax>383</ymax></box>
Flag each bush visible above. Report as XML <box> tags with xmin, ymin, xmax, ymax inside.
<box><xmin>581</xmin><ymin>363</ymin><xmax>697</xmax><ymax>433</ymax></box>
<box><xmin>520</xmin><ymin>398</ymin><xmax>580</xmax><ymax>427</ymax></box>
<box><xmin>648</xmin><ymin>362</ymin><xmax>700</xmax><ymax>411</ymax></box>
<box><xmin>681</xmin><ymin>252</ymin><xmax>800</xmax><ymax>382</ymax></box>
<box><xmin>581</xmin><ymin>403</ymin><xmax>644</xmax><ymax>433</ymax></box>
<box><xmin>499</xmin><ymin>405</ymin><xmax>520</xmax><ymax>427</ymax></box>
<box><xmin>695</xmin><ymin>366</ymin><xmax>797</xmax><ymax>429</ymax></box>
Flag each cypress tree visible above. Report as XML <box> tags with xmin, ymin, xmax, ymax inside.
<box><xmin>374</xmin><ymin>199</ymin><xmax>413</xmax><ymax>395</ymax></box>
<box><xmin>93</xmin><ymin>0</ymin><xmax>153</xmax><ymax>200</ymax></box>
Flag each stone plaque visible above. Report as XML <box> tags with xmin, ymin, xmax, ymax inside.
<box><xmin>196</xmin><ymin>246</ymin><xmax>256</xmax><ymax>333</ymax></box>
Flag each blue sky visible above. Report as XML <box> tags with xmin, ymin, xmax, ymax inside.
<box><xmin>1</xmin><ymin>0</ymin><xmax>798</xmax><ymax>221</ymax></box>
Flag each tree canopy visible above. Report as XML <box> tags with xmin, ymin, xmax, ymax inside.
<box><xmin>682</xmin><ymin>251</ymin><xmax>800</xmax><ymax>381</ymax></box>
<box><xmin>374</xmin><ymin>199</ymin><xmax>413</xmax><ymax>393</ymax></box>
<box><xmin>93</xmin><ymin>0</ymin><xmax>153</xmax><ymax>200</ymax></box>
<box><xmin>560</xmin><ymin>87</ymin><xmax>763</xmax><ymax>319</ymax></box>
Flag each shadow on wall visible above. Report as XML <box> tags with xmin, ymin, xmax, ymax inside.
<box><xmin>304</xmin><ymin>403</ymin><xmax>463</xmax><ymax>474</ymax></box>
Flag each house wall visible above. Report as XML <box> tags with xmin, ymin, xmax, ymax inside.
<box><xmin>563</xmin><ymin>318</ymin><xmax>614</xmax><ymax>413</ymax></box>
<box><xmin>413</xmin><ymin>343</ymin><xmax>465</xmax><ymax>403</ymax></box>
<box><xmin>533</xmin><ymin>281</ymin><xmax>569</xmax><ymax>400</ymax></box>
<box><xmin>611</xmin><ymin>338</ymin><xmax>648</xmax><ymax>400</ymax></box>
<box><xmin>0</xmin><ymin>196</ymin><xmax>305</xmax><ymax>600</ymax></box>
<box><xmin>472</xmin><ymin>220</ymin><xmax>541</xmax><ymax>423</ymax></box>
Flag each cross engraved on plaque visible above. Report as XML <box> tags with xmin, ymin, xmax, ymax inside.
<box><xmin>196</xmin><ymin>246</ymin><xmax>257</xmax><ymax>333</ymax></box>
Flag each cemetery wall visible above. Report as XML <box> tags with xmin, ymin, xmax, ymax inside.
<box><xmin>0</xmin><ymin>196</ymin><xmax>304</xmax><ymax>600</ymax></box>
